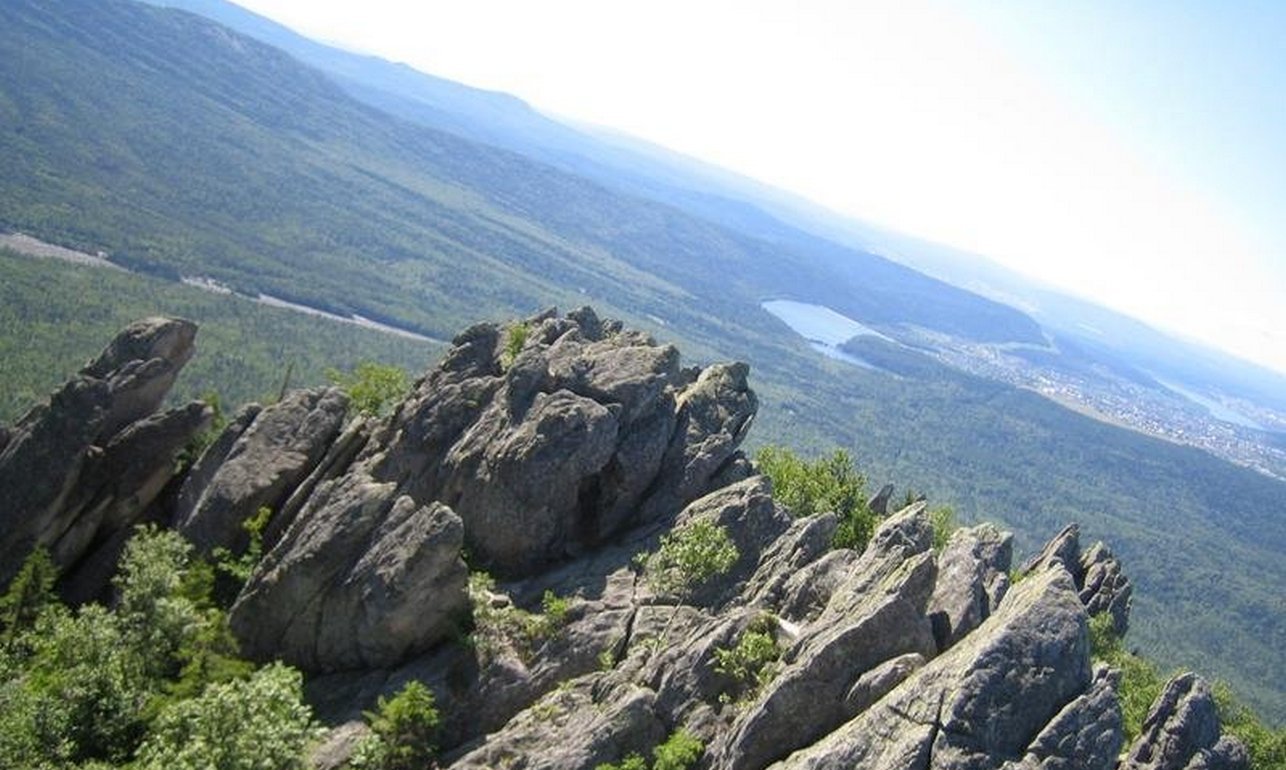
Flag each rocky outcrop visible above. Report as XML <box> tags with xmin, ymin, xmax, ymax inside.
<box><xmin>230</xmin><ymin>493</ymin><xmax>469</xmax><ymax>671</ymax></box>
<box><xmin>0</xmin><ymin>317</ymin><xmax>206</xmax><ymax>587</ymax></box>
<box><xmin>231</xmin><ymin>307</ymin><xmax>759</xmax><ymax>672</ymax></box>
<box><xmin>174</xmin><ymin>387</ymin><xmax>348</xmax><ymax>554</ymax></box>
<box><xmin>1079</xmin><ymin>541</ymin><xmax>1133</xmax><ymax>638</ymax></box>
<box><xmin>1121</xmin><ymin>674</ymin><xmax>1249</xmax><ymax>770</ymax></box>
<box><xmin>1020</xmin><ymin>523</ymin><xmax>1133</xmax><ymax>638</ymax></box>
<box><xmin>713</xmin><ymin>506</ymin><xmax>939</xmax><ymax>770</ymax></box>
<box><xmin>927</xmin><ymin>522</ymin><xmax>1013</xmax><ymax>651</ymax></box>
<box><xmin>0</xmin><ymin>314</ymin><xmax>1252</xmax><ymax>770</ymax></box>
<box><xmin>772</xmin><ymin>566</ymin><xmax>1092</xmax><ymax>769</ymax></box>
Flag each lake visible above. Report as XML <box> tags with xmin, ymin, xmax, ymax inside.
<box><xmin>762</xmin><ymin>299</ymin><xmax>891</xmax><ymax>370</ymax></box>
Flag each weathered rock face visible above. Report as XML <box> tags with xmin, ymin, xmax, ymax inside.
<box><xmin>231</xmin><ymin>307</ymin><xmax>759</xmax><ymax>672</ymax></box>
<box><xmin>714</xmin><ymin>508</ymin><xmax>939</xmax><ymax>770</ymax></box>
<box><xmin>772</xmin><ymin>566</ymin><xmax>1092</xmax><ymax>769</ymax></box>
<box><xmin>927</xmin><ymin>522</ymin><xmax>1013</xmax><ymax>651</ymax></box>
<box><xmin>174</xmin><ymin>387</ymin><xmax>349</xmax><ymax>554</ymax></box>
<box><xmin>1019</xmin><ymin>523</ymin><xmax>1134</xmax><ymax>640</ymax></box>
<box><xmin>0</xmin><ymin>317</ymin><xmax>205</xmax><ymax>588</ymax></box>
<box><xmin>231</xmin><ymin>494</ymin><xmax>469</xmax><ymax>670</ymax></box>
<box><xmin>1079</xmin><ymin>541</ymin><xmax>1133</xmax><ymax>638</ymax></box>
<box><xmin>1121</xmin><ymin>673</ymin><xmax>1249</xmax><ymax>770</ymax></box>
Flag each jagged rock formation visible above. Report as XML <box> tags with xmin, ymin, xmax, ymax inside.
<box><xmin>174</xmin><ymin>386</ymin><xmax>349</xmax><ymax>554</ymax></box>
<box><xmin>0</xmin><ymin>317</ymin><xmax>210</xmax><ymax>594</ymax></box>
<box><xmin>1121</xmin><ymin>673</ymin><xmax>1250</xmax><ymax>770</ymax></box>
<box><xmin>0</xmin><ymin>311</ymin><xmax>1251</xmax><ymax>770</ymax></box>
<box><xmin>228</xmin><ymin>307</ymin><xmax>757</xmax><ymax>671</ymax></box>
<box><xmin>1023</xmin><ymin>523</ymin><xmax>1135</xmax><ymax>638</ymax></box>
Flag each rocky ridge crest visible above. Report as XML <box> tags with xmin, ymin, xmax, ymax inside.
<box><xmin>0</xmin><ymin>310</ymin><xmax>1249</xmax><ymax>770</ymax></box>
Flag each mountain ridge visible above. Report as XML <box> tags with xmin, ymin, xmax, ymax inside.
<box><xmin>0</xmin><ymin>312</ymin><xmax>1273</xmax><ymax>767</ymax></box>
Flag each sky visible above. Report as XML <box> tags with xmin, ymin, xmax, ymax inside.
<box><xmin>230</xmin><ymin>0</ymin><xmax>1286</xmax><ymax>375</ymax></box>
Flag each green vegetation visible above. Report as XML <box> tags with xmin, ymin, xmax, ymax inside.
<box><xmin>713</xmin><ymin>614</ymin><xmax>782</xmax><ymax>703</ymax></box>
<box><xmin>465</xmin><ymin>572</ymin><xmax>573</xmax><ymax>660</ymax></box>
<box><xmin>0</xmin><ymin>251</ymin><xmax>437</xmax><ymax>424</ymax></box>
<box><xmin>640</xmin><ymin>520</ymin><xmax>739</xmax><ymax>600</ymax></box>
<box><xmin>595</xmin><ymin>730</ymin><xmax>704</xmax><ymax>770</ymax></box>
<box><xmin>0</xmin><ymin>526</ymin><xmax>314</xmax><ymax>769</ymax></box>
<box><xmin>501</xmin><ymin>321</ymin><xmax>530</xmax><ymax>370</ymax></box>
<box><xmin>756</xmin><ymin>446</ymin><xmax>876</xmax><ymax>550</ymax></box>
<box><xmin>1089</xmin><ymin>613</ymin><xmax>1165</xmax><ymax>747</ymax></box>
<box><xmin>1090</xmin><ymin>613</ymin><xmax>1286</xmax><ymax>768</ymax></box>
<box><xmin>1213</xmin><ymin>683</ymin><xmax>1286</xmax><ymax>769</ymax></box>
<box><xmin>350</xmin><ymin>680</ymin><xmax>441</xmax><ymax>770</ymax></box>
<box><xmin>211</xmin><ymin>505</ymin><xmax>273</xmax><ymax>587</ymax></box>
<box><xmin>134</xmin><ymin>664</ymin><xmax>319</xmax><ymax>770</ymax></box>
<box><xmin>929</xmin><ymin>505</ymin><xmax>958</xmax><ymax>552</ymax></box>
<box><xmin>0</xmin><ymin>546</ymin><xmax>57</xmax><ymax>645</ymax></box>
<box><xmin>327</xmin><ymin>361</ymin><xmax>412</xmax><ymax>417</ymax></box>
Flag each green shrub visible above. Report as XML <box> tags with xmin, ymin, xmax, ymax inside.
<box><xmin>652</xmin><ymin>730</ymin><xmax>704</xmax><ymax>770</ymax></box>
<box><xmin>0</xmin><ymin>546</ymin><xmax>58</xmax><ymax>646</ymax></box>
<box><xmin>929</xmin><ymin>505</ymin><xmax>957</xmax><ymax>552</ymax></box>
<box><xmin>641</xmin><ymin>520</ymin><xmax>739</xmax><ymax>600</ymax></box>
<box><xmin>465</xmin><ymin>573</ymin><xmax>572</xmax><ymax>660</ymax></box>
<box><xmin>2</xmin><ymin>603</ymin><xmax>147</xmax><ymax>765</ymax></box>
<box><xmin>713</xmin><ymin>615</ymin><xmax>781</xmax><ymax>701</ymax></box>
<box><xmin>501</xmin><ymin>322</ymin><xmax>530</xmax><ymax>369</ymax></box>
<box><xmin>1089</xmin><ymin>612</ymin><xmax>1164</xmax><ymax>746</ymax></box>
<box><xmin>212</xmin><ymin>505</ymin><xmax>273</xmax><ymax>586</ymax></box>
<box><xmin>327</xmin><ymin>361</ymin><xmax>411</xmax><ymax>417</ymax></box>
<box><xmin>756</xmin><ymin>446</ymin><xmax>875</xmax><ymax>550</ymax></box>
<box><xmin>596</xmin><ymin>755</ymin><xmax>647</xmax><ymax>770</ymax></box>
<box><xmin>1213</xmin><ymin>681</ymin><xmax>1286</xmax><ymax>769</ymax></box>
<box><xmin>135</xmin><ymin>663</ymin><xmax>319</xmax><ymax>770</ymax></box>
<box><xmin>594</xmin><ymin>730</ymin><xmax>704</xmax><ymax>770</ymax></box>
<box><xmin>351</xmin><ymin>680</ymin><xmax>441</xmax><ymax>770</ymax></box>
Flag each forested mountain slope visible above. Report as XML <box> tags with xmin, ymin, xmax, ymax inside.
<box><xmin>0</xmin><ymin>0</ymin><xmax>1282</xmax><ymax>721</ymax></box>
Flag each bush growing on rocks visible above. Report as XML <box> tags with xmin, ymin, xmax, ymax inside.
<box><xmin>640</xmin><ymin>520</ymin><xmax>739</xmax><ymax>599</ymax></box>
<box><xmin>713</xmin><ymin>614</ymin><xmax>782</xmax><ymax>703</ymax></box>
<box><xmin>595</xmin><ymin>729</ymin><xmax>704</xmax><ymax>770</ymax></box>
<box><xmin>755</xmin><ymin>446</ymin><xmax>878</xmax><ymax>550</ymax></box>
<box><xmin>350</xmin><ymin>680</ymin><xmax>441</xmax><ymax>770</ymax></box>
<box><xmin>465</xmin><ymin>572</ymin><xmax>574</xmax><ymax>661</ymax></box>
<box><xmin>326</xmin><ymin>361</ymin><xmax>410</xmax><ymax>417</ymax></box>
<box><xmin>135</xmin><ymin>663</ymin><xmax>319</xmax><ymax>770</ymax></box>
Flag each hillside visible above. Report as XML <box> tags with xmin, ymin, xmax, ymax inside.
<box><xmin>0</xmin><ymin>0</ymin><xmax>1282</xmax><ymax>721</ymax></box>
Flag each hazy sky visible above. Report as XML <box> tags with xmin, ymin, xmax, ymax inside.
<box><xmin>231</xmin><ymin>0</ymin><xmax>1285</xmax><ymax>375</ymax></box>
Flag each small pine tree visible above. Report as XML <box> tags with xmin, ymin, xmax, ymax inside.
<box><xmin>0</xmin><ymin>547</ymin><xmax>58</xmax><ymax>644</ymax></box>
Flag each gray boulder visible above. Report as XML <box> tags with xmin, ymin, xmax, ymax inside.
<box><xmin>174</xmin><ymin>387</ymin><xmax>348</xmax><ymax>554</ymax></box>
<box><xmin>1020</xmin><ymin>525</ymin><xmax>1133</xmax><ymax>636</ymax></box>
<box><xmin>927</xmin><ymin>523</ymin><xmax>1013</xmax><ymax>651</ymax></box>
<box><xmin>1121</xmin><ymin>673</ymin><xmax>1249</xmax><ymax>770</ymax></box>
<box><xmin>713</xmin><ymin>508</ymin><xmax>939</xmax><ymax>770</ymax></box>
<box><xmin>1007</xmin><ymin>663</ymin><xmax>1123</xmax><ymax>770</ymax></box>
<box><xmin>771</xmin><ymin>566</ymin><xmax>1091</xmax><ymax>769</ymax></box>
<box><xmin>0</xmin><ymin>317</ymin><xmax>200</xmax><ymax>586</ymax></box>
<box><xmin>445</xmin><ymin>677</ymin><xmax>667</xmax><ymax>770</ymax></box>
<box><xmin>1078</xmin><ymin>541</ymin><xmax>1133</xmax><ymax>637</ymax></box>
<box><xmin>230</xmin><ymin>493</ymin><xmax>469</xmax><ymax>670</ymax></box>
